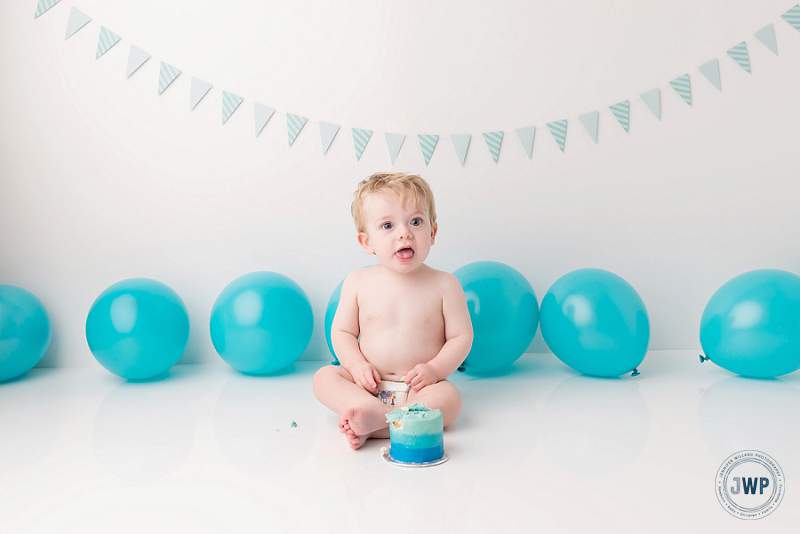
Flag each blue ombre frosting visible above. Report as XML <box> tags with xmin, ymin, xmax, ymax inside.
<box><xmin>386</xmin><ymin>403</ymin><xmax>444</xmax><ymax>463</ymax></box>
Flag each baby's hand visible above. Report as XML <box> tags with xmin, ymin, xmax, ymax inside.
<box><xmin>351</xmin><ymin>361</ymin><xmax>381</xmax><ymax>394</ymax></box>
<box><xmin>404</xmin><ymin>363</ymin><xmax>440</xmax><ymax>391</ymax></box>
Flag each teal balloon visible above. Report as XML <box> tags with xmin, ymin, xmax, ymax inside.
<box><xmin>700</xmin><ymin>269</ymin><xmax>800</xmax><ymax>378</ymax></box>
<box><xmin>324</xmin><ymin>280</ymin><xmax>343</xmax><ymax>365</ymax></box>
<box><xmin>452</xmin><ymin>261</ymin><xmax>538</xmax><ymax>374</ymax></box>
<box><xmin>0</xmin><ymin>286</ymin><xmax>51</xmax><ymax>382</ymax></box>
<box><xmin>210</xmin><ymin>272</ymin><xmax>313</xmax><ymax>374</ymax></box>
<box><xmin>540</xmin><ymin>269</ymin><xmax>649</xmax><ymax>377</ymax></box>
<box><xmin>86</xmin><ymin>279</ymin><xmax>189</xmax><ymax>380</ymax></box>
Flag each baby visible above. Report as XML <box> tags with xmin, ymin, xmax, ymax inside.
<box><xmin>313</xmin><ymin>172</ymin><xmax>473</xmax><ymax>449</ymax></box>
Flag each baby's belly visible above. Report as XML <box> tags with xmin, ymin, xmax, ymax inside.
<box><xmin>358</xmin><ymin>329</ymin><xmax>444</xmax><ymax>380</ymax></box>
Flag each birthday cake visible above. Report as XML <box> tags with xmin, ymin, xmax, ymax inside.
<box><xmin>385</xmin><ymin>403</ymin><xmax>444</xmax><ymax>464</ymax></box>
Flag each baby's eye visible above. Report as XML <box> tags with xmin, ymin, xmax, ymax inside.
<box><xmin>381</xmin><ymin>222</ymin><xmax>393</xmax><ymax>230</ymax></box>
<box><xmin>410</xmin><ymin>218</ymin><xmax>422</xmax><ymax>227</ymax></box>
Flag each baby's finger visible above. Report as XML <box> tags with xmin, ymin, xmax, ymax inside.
<box><xmin>404</xmin><ymin>370</ymin><xmax>417</xmax><ymax>384</ymax></box>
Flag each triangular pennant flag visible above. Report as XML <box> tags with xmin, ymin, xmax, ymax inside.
<box><xmin>190</xmin><ymin>78</ymin><xmax>212</xmax><ymax>110</ymax></box>
<box><xmin>34</xmin><ymin>0</ymin><xmax>60</xmax><ymax>19</ymax></box>
<box><xmin>418</xmin><ymin>135</ymin><xmax>439</xmax><ymax>166</ymax></box>
<box><xmin>782</xmin><ymin>5</ymin><xmax>800</xmax><ymax>32</ymax></box>
<box><xmin>515</xmin><ymin>127</ymin><xmax>535</xmax><ymax>159</ymax></box>
<box><xmin>669</xmin><ymin>74</ymin><xmax>691</xmax><ymax>107</ymax></box>
<box><xmin>609</xmin><ymin>101</ymin><xmax>630</xmax><ymax>132</ymax></box>
<box><xmin>727</xmin><ymin>42</ymin><xmax>751</xmax><ymax>74</ymax></box>
<box><xmin>222</xmin><ymin>91</ymin><xmax>244</xmax><ymax>125</ymax></box>
<box><xmin>578</xmin><ymin>112</ymin><xmax>598</xmax><ymax>144</ymax></box>
<box><xmin>699</xmin><ymin>59</ymin><xmax>721</xmax><ymax>91</ymax></box>
<box><xmin>547</xmin><ymin>120</ymin><xmax>567</xmax><ymax>153</ymax></box>
<box><xmin>482</xmin><ymin>131</ymin><xmax>503</xmax><ymax>163</ymax></box>
<box><xmin>65</xmin><ymin>7</ymin><xmax>90</xmax><ymax>39</ymax></box>
<box><xmin>755</xmin><ymin>24</ymin><xmax>778</xmax><ymax>55</ymax></box>
<box><xmin>385</xmin><ymin>133</ymin><xmax>405</xmax><ymax>164</ymax></box>
<box><xmin>254</xmin><ymin>104</ymin><xmax>276</xmax><ymax>137</ymax></box>
<box><xmin>96</xmin><ymin>27</ymin><xmax>121</xmax><ymax>59</ymax></box>
<box><xmin>352</xmin><ymin>128</ymin><xmax>373</xmax><ymax>160</ymax></box>
<box><xmin>450</xmin><ymin>134</ymin><xmax>471</xmax><ymax>166</ymax></box>
<box><xmin>641</xmin><ymin>88</ymin><xmax>661</xmax><ymax>120</ymax></box>
<box><xmin>319</xmin><ymin>122</ymin><xmax>340</xmax><ymax>154</ymax></box>
<box><xmin>125</xmin><ymin>46</ymin><xmax>150</xmax><ymax>78</ymax></box>
<box><xmin>158</xmin><ymin>62</ymin><xmax>181</xmax><ymax>94</ymax></box>
<box><xmin>286</xmin><ymin>113</ymin><xmax>307</xmax><ymax>145</ymax></box>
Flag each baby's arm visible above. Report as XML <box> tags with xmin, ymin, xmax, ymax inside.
<box><xmin>330</xmin><ymin>271</ymin><xmax>381</xmax><ymax>394</ymax></box>
<box><xmin>405</xmin><ymin>273</ymin><xmax>473</xmax><ymax>391</ymax></box>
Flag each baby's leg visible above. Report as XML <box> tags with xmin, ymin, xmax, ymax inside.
<box><xmin>406</xmin><ymin>380</ymin><xmax>462</xmax><ymax>428</ymax></box>
<box><xmin>312</xmin><ymin>365</ymin><xmax>392</xmax><ymax>449</ymax></box>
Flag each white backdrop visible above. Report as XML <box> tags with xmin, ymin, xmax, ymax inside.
<box><xmin>1</xmin><ymin>0</ymin><xmax>799</xmax><ymax>367</ymax></box>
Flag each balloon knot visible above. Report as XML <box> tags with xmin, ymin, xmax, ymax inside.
<box><xmin>699</xmin><ymin>354</ymin><xmax>709</xmax><ymax>363</ymax></box>
<box><xmin>331</xmin><ymin>359</ymin><xmax>340</xmax><ymax>366</ymax></box>
<box><xmin>630</xmin><ymin>368</ymin><xmax>640</xmax><ymax>377</ymax></box>
<box><xmin>457</xmin><ymin>364</ymin><xmax>466</xmax><ymax>373</ymax></box>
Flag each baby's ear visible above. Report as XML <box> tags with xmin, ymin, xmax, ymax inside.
<box><xmin>357</xmin><ymin>233</ymin><xmax>374</xmax><ymax>254</ymax></box>
<box><xmin>430</xmin><ymin>222</ymin><xmax>438</xmax><ymax>244</ymax></box>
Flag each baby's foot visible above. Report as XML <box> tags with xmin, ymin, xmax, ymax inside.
<box><xmin>338</xmin><ymin>405</ymin><xmax>389</xmax><ymax>450</ymax></box>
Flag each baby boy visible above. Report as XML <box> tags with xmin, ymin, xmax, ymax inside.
<box><xmin>313</xmin><ymin>172</ymin><xmax>473</xmax><ymax>449</ymax></box>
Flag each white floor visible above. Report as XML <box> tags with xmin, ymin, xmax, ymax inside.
<box><xmin>1</xmin><ymin>350</ymin><xmax>799</xmax><ymax>533</ymax></box>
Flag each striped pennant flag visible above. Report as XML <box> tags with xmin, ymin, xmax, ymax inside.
<box><xmin>547</xmin><ymin>120</ymin><xmax>567</xmax><ymax>153</ymax></box>
<box><xmin>254</xmin><ymin>104</ymin><xmax>276</xmax><ymax>137</ymax></box>
<box><xmin>418</xmin><ymin>135</ymin><xmax>439</xmax><ymax>166</ymax></box>
<box><xmin>609</xmin><ymin>101</ymin><xmax>630</xmax><ymax>132</ymax></box>
<box><xmin>578</xmin><ymin>112</ymin><xmax>598</xmax><ymax>144</ymax></box>
<box><xmin>35</xmin><ymin>0</ymin><xmax>60</xmax><ymax>19</ymax></box>
<box><xmin>669</xmin><ymin>74</ymin><xmax>691</xmax><ymax>107</ymax></box>
<box><xmin>352</xmin><ymin>128</ymin><xmax>373</xmax><ymax>160</ymax></box>
<box><xmin>385</xmin><ymin>133</ymin><xmax>405</xmax><ymax>164</ymax></box>
<box><xmin>755</xmin><ymin>24</ymin><xmax>778</xmax><ymax>55</ymax></box>
<box><xmin>126</xmin><ymin>46</ymin><xmax>150</xmax><ymax>78</ymax></box>
<box><xmin>65</xmin><ymin>7</ymin><xmax>90</xmax><ymax>40</ymax></box>
<box><xmin>482</xmin><ymin>131</ymin><xmax>503</xmax><ymax>163</ymax></box>
<box><xmin>96</xmin><ymin>27</ymin><xmax>121</xmax><ymax>59</ymax></box>
<box><xmin>782</xmin><ymin>4</ymin><xmax>800</xmax><ymax>32</ymax></box>
<box><xmin>319</xmin><ymin>122</ymin><xmax>340</xmax><ymax>154</ymax></box>
<box><xmin>450</xmin><ymin>134</ymin><xmax>471</xmax><ymax>166</ymax></box>
<box><xmin>190</xmin><ymin>78</ymin><xmax>212</xmax><ymax>110</ymax></box>
<box><xmin>640</xmin><ymin>88</ymin><xmax>661</xmax><ymax>120</ymax></box>
<box><xmin>699</xmin><ymin>59</ymin><xmax>721</xmax><ymax>91</ymax></box>
<box><xmin>222</xmin><ymin>91</ymin><xmax>244</xmax><ymax>125</ymax></box>
<box><xmin>515</xmin><ymin>127</ymin><xmax>535</xmax><ymax>159</ymax></box>
<box><xmin>286</xmin><ymin>113</ymin><xmax>307</xmax><ymax>145</ymax></box>
<box><xmin>727</xmin><ymin>42</ymin><xmax>751</xmax><ymax>74</ymax></box>
<box><xmin>158</xmin><ymin>63</ymin><xmax>181</xmax><ymax>95</ymax></box>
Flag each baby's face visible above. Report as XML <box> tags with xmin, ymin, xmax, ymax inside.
<box><xmin>358</xmin><ymin>190</ymin><xmax>437</xmax><ymax>274</ymax></box>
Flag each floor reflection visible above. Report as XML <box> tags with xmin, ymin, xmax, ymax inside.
<box><xmin>540</xmin><ymin>375</ymin><xmax>649</xmax><ymax>476</ymax></box>
<box><xmin>92</xmin><ymin>378</ymin><xmax>195</xmax><ymax>480</ymax></box>
<box><xmin>699</xmin><ymin>376</ymin><xmax>800</xmax><ymax>462</ymax></box>
<box><xmin>214</xmin><ymin>372</ymin><xmax>316</xmax><ymax>476</ymax></box>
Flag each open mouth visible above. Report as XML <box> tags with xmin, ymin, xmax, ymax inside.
<box><xmin>395</xmin><ymin>246</ymin><xmax>414</xmax><ymax>262</ymax></box>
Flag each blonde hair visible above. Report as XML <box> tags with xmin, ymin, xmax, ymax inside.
<box><xmin>351</xmin><ymin>172</ymin><xmax>437</xmax><ymax>234</ymax></box>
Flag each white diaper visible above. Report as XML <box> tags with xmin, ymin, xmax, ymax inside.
<box><xmin>375</xmin><ymin>379</ymin><xmax>410</xmax><ymax>406</ymax></box>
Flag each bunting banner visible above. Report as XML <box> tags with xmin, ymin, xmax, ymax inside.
<box><xmin>34</xmin><ymin>3</ymin><xmax>800</xmax><ymax>166</ymax></box>
<box><xmin>64</xmin><ymin>7</ymin><xmax>89</xmax><ymax>40</ymax></box>
<box><xmin>385</xmin><ymin>133</ymin><xmax>405</xmax><ymax>164</ymax></box>
<box><xmin>190</xmin><ymin>78</ymin><xmax>212</xmax><ymax>110</ymax></box>
<box><xmin>352</xmin><ymin>128</ymin><xmax>372</xmax><ymax>160</ymax></box>
<box><xmin>450</xmin><ymin>134</ymin><xmax>471</xmax><ymax>166</ymax></box>
<box><xmin>515</xmin><ymin>127</ymin><xmax>535</xmax><ymax>159</ymax></box>
<box><xmin>319</xmin><ymin>122</ymin><xmax>339</xmax><ymax>154</ymax></box>
<box><xmin>255</xmin><ymin>104</ymin><xmax>276</xmax><ymax>137</ymax></box>
<box><xmin>482</xmin><ymin>131</ymin><xmax>503</xmax><ymax>163</ymax></box>
<box><xmin>126</xmin><ymin>46</ymin><xmax>150</xmax><ymax>78</ymax></box>
<box><xmin>95</xmin><ymin>27</ymin><xmax>120</xmax><ymax>59</ymax></box>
